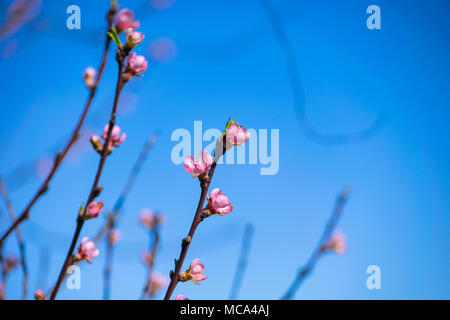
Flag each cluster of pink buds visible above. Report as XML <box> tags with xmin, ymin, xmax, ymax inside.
<box><xmin>139</xmin><ymin>209</ymin><xmax>165</xmax><ymax>230</ymax></box>
<box><xmin>82</xmin><ymin>200</ymin><xmax>104</xmax><ymax>220</ymax></box>
<box><xmin>180</xmin><ymin>259</ymin><xmax>207</xmax><ymax>284</ymax></box>
<box><xmin>175</xmin><ymin>293</ymin><xmax>190</xmax><ymax>300</ymax></box>
<box><xmin>83</xmin><ymin>66</ymin><xmax>96</xmax><ymax>89</ymax></box>
<box><xmin>115</xmin><ymin>8</ymin><xmax>140</xmax><ymax>33</ymax></box>
<box><xmin>34</xmin><ymin>289</ymin><xmax>45</xmax><ymax>300</ymax></box>
<box><xmin>149</xmin><ymin>272</ymin><xmax>167</xmax><ymax>297</ymax></box>
<box><xmin>321</xmin><ymin>232</ymin><xmax>347</xmax><ymax>254</ymax></box>
<box><xmin>204</xmin><ymin>188</ymin><xmax>233</xmax><ymax>216</ymax></box>
<box><xmin>184</xmin><ymin>150</ymin><xmax>214</xmax><ymax>177</ymax></box>
<box><xmin>108</xmin><ymin>229</ymin><xmax>121</xmax><ymax>246</ymax></box>
<box><xmin>90</xmin><ymin>124</ymin><xmax>126</xmax><ymax>155</ymax></box>
<box><xmin>74</xmin><ymin>237</ymin><xmax>99</xmax><ymax>263</ymax></box>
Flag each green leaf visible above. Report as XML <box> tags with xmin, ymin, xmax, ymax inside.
<box><xmin>107</xmin><ymin>26</ymin><xmax>123</xmax><ymax>48</ymax></box>
<box><xmin>174</xmin><ymin>258</ymin><xmax>179</xmax><ymax>270</ymax></box>
<box><xmin>226</xmin><ymin>116</ymin><xmax>232</xmax><ymax>129</ymax></box>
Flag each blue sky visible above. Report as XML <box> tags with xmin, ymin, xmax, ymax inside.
<box><xmin>0</xmin><ymin>0</ymin><xmax>449</xmax><ymax>299</ymax></box>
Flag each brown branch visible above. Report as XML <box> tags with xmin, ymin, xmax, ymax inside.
<box><xmin>0</xmin><ymin>179</ymin><xmax>28</xmax><ymax>299</ymax></box>
<box><xmin>261</xmin><ymin>0</ymin><xmax>386</xmax><ymax>146</ymax></box>
<box><xmin>140</xmin><ymin>222</ymin><xmax>161</xmax><ymax>299</ymax></box>
<box><xmin>49</xmin><ymin>48</ymin><xmax>127</xmax><ymax>300</ymax></box>
<box><xmin>229</xmin><ymin>223</ymin><xmax>254</xmax><ymax>300</ymax></box>
<box><xmin>0</xmin><ymin>5</ymin><xmax>117</xmax><ymax>248</ymax></box>
<box><xmin>163</xmin><ymin>136</ymin><xmax>227</xmax><ymax>300</ymax></box>
<box><xmin>281</xmin><ymin>187</ymin><xmax>351</xmax><ymax>300</ymax></box>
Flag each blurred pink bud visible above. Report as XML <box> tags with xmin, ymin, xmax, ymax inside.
<box><xmin>34</xmin><ymin>289</ymin><xmax>45</xmax><ymax>300</ymax></box>
<box><xmin>322</xmin><ymin>232</ymin><xmax>347</xmax><ymax>254</ymax></box>
<box><xmin>181</xmin><ymin>258</ymin><xmax>207</xmax><ymax>284</ymax></box>
<box><xmin>84</xmin><ymin>200</ymin><xmax>103</xmax><ymax>220</ymax></box>
<box><xmin>141</xmin><ymin>251</ymin><xmax>153</xmax><ymax>265</ymax></box>
<box><xmin>102</xmin><ymin>124</ymin><xmax>126</xmax><ymax>148</ymax></box>
<box><xmin>207</xmin><ymin>188</ymin><xmax>233</xmax><ymax>216</ymax></box>
<box><xmin>149</xmin><ymin>272</ymin><xmax>167</xmax><ymax>297</ymax></box>
<box><xmin>125</xmin><ymin>52</ymin><xmax>148</xmax><ymax>75</ymax></box>
<box><xmin>108</xmin><ymin>229</ymin><xmax>121</xmax><ymax>246</ymax></box>
<box><xmin>74</xmin><ymin>237</ymin><xmax>99</xmax><ymax>263</ymax></box>
<box><xmin>115</xmin><ymin>8</ymin><xmax>140</xmax><ymax>33</ymax></box>
<box><xmin>90</xmin><ymin>135</ymin><xmax>103</xmax><ymax>153</ymax></box>
<box><xmin>226</xmin><ymin>121</ymin><xmax>250</xmax><ymax>146</ymax></box>
<box><xmin>83</xmin><ymin>66</ymin><xmax>96</xmax><ymax>89</ymax></box>
<box><xmin>184</xmin><ymin>150</ymin><xmax>213</xmax><ymax>177</ymax></box>
<box><xmin>126</xmin><ymin>28</ymin><xmax>144</xmax><ymax>49</ymax></box>
<box><xmin>175</xmin><ymin>293</ymin><xmax>190</xmax><ymax>300</ymax></box>
<box><xmin>139</xmin><ymin>209</ymin><xmax>156</xmax><ymax>229</ymax></box>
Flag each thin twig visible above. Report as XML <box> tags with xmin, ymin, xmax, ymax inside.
<box><xmin>229</xmin><ymin>223</ymin><xmax>254</xmax><ymax>300</ymax></box>
<box><xmin>101</xmin><ymin>133</ymin><xmax>159</xmax><ymax>299</ymax></box>
<box><xmin>0</xmin><ymin>6</ymin><xmax>117</xmax><ymax>248</ymax></box>
<box><xmin>261</xmin><ymin>0</ymin><xmax>386</xmax><ymax>146</ymax></box>
<box><xmin>140</xmin><ymin>221</ymin><xmax>161</xmax><ymax>299</ymax></box>
<box><xmin>50</xmin><ymin>47</ymin><xmax>127</xmax><ymax>300</ymax></box>
<box><xmin>0</xmin><ymin>179</ymin><xmax>28</xmax><ymax>299</ymax></box>
<box><xmin>281</xmin><ymin>188</ymin><xmax>351</xmax><ymax>300</ymax></box>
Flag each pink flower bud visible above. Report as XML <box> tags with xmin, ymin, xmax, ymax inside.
<box><xmin>141</xmin><ymin>250</ymin><xmax>153</xmax><ymax>265</ymax></box>
<box><xmin>90</xmin><ymin>135</ymin><xmax>103</xmax><ymax>153</ymax></box>
<box><xmin>207</xmin><ymin>188</ymin><xmax>233</xmax><ymax>216</ymax></box>
<box><xmin>175</xmin><ymin>293</ymin><xmax>190</xmax><ymax>300</ymax></box>
<box><xmin>115</xmin><ymin>8</ymin><xmax>140</xmax><ymax>33</ymax></box>
<box><xmin>226</xmin><ymin>121</ymin><xmax>250</xmax><ymax>146</ymax></box>
<box><xmin>102</xmin><ymin>124</ymin><xmax>126</xmax><ymax>149</ymax></box>
<box><xmin>34</xmin><ymin>289</ymin><xmax>45</xmax><ymax>300</ymax></box>
<box><xmin>74</xmin><ymin>237</ymin><xmax>99</xmax><ymax>263</ymax></box>
<box><xmin>322</xmin><ymin>232</ymin><xmax>347</xmax><ymax>254</ymax></box>
<box><xmin>125</xmin><ymin>52</ymin><xmax>148</xmax><ymax>75</ymax></box>
<box><xmin>84</xmin><ymin>200</ymin><xmax>103</xmax><ymax>220</ymax></box>
<box><xmin>139</xmin><ymin>209</ymin><xmax>156</xmax><ymax>229</ymax></box>
<box><xmin>108</xmin><ymin>229</ymin><xmax>121</xmax><ymax>246</ymax></box>
<box><xmin>184</xmin><ymin>150</ymin><xmax>213</xmax><ymax>177</ymax></box>
<box><xmin>125</xmin><ymin>28</ymin><xmax>144</xmax><ymax>49</ymax></box>
<box><xmin>181</xmin><ymin>258</ymin><xmax>207</xmax><ymax>284</ymax></box>
<box><xmin>83</xmin><ymin>67</ymin><xmax>96</xmax><ymax>89</ymax></box>
<box><xmin>149</xmin><ymin>272</ymin><xmax>167</xmax><ymax>297</ymax></box>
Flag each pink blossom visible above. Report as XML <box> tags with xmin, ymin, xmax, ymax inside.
<box><xmin>139</xmin><ymin>209</ymin><xmax>156</xmax><ymax>229</ymax></box>
<box><xmin>149</xmin><ymin>272</ymin><xmax>167</xmax><ymax>297</ymax></box>
<box><xmin>75</xmin><ymin>237</ymin><xmax>99</xmax><ymax>262</ymax></box>
<box><xmin>90</xmin><ymin>135</ymin><xmax>103</xmax><ymax>153</ymax></box>
<box><xmin>226</xmin><ymin>121</ymin><xmax>250</xmax><ymax>146</ymax></box>
<box><xmin>115</xmin><ymin>8</ymin><xmax>140</xmax><ymax>33</ymax></box>
<box><xmin>108</xmin><ymin>229</ymin><xmax>121</xmax><ymax>246</ymax></box>
<box><xmin>125</xmin><ymin>52</ymin><xmax>148</xmax><ymax>75</ymax></box>
<box><xmin>141</xmin><ymin>251</ymin><xmax>153</xmax><ymax>265</ymax></box>
<box><xmin>85</xmin><ymin>200</ymin><xmax>103</xmax><ymax>219</ymax></box>
<box><xmin>184</xmin><ymin>150</ymin><xmax>213</xmax><ymax>177</ymax></box>
<box><xmin>181</xmin><ymin>258</ymin><xmax>207</xmax><ymax>284</ymax></box>
<box><xmin>175</xmin><ymin>293</ymin><xmax>190</xmax><ymax>300</ymax></box>
<box><xmin>207</xmin><ymin>188</ymin><xmax>233</xmax><ymax>216</ymax></box>
<box><xmin>83</xmin><ymin>66</ymin><xmax>96</xmax><ymax>89</ymax></box>
<box><xmin>322</xmin><ymin>232</ymin><xmax>347</xmax><ymax>254</ymax></box>
<box><xmin>102</xmin><ymin>124</ymin><xmax>126</xmax><ymax>148</ymax></box>
<box><xmin>34</xmin><ymin>289</ymin><xmax>45</xmax><ymax>300</ymax></box>
<box><xmin>125</xmin><ymin>28</ymin><xmax>144</xmax><ymax>49</ymax></box>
